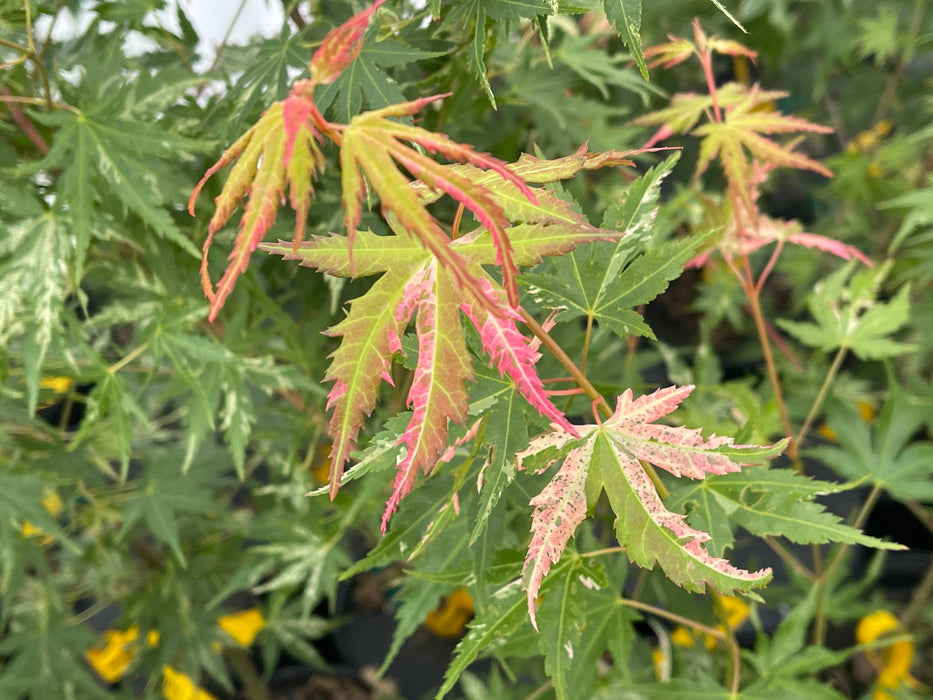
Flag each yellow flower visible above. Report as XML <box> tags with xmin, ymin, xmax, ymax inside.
<box><xmin>670</xmin><ymin>626</ymin><xmax>695</xmax><ymax>648</ymax></box>
<box><xmin>425</xmin><ymin>588</ymin><xmax>474</xmax><ymax>638</ymax></box>
<box><xmin>162</xmin><ymin>666</ymin><xmax>218</xmax><ymax>700</ymax></box>
<box><xmin>217</xmin><ymin>608</ymin><xmax>265</xmax><ymax>647</ymax></box>
<box><xmin>704</xmin><ymin>595</ymin><xmax>750</xmax><ymax>650</ymax></box>
<box><xmin>856</xmin><ymin>610</ymin><xmax>919</xmax><ymax>700</ymax></box>
<box><xmin>85</xmin><ymin>626</ymin><xmax>142</xmax><ymax>684</ymax></box>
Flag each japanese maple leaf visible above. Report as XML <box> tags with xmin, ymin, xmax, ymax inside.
<box><xmin>688</xmin><ymin>161</ymin><xmax>872</xmax><ymax>268</ymax></box>
<box><xmin>518</xmin><ymin>385</ymin><xmax>786</xmax><ymax>629</ymax></box>
<box><xmin>262</xmin><ymin>150</ymin><xmax>627</xmax><ymax>527</ymax></box>
<box><xmin>188</xmin><ymin>92</ymin><xmax>325</xmax><ymax>320</ymax></box>
<box><xmin>188</xmin><ymin>1</ymin><xmax>386</xmax><ymax>321</ymax></box>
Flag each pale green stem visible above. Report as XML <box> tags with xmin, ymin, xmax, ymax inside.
<box><xmin>519</xmin><ymin>307</ymin><xmax>670</xmax><ymax>499</ymax></box>
<box><xmin>813</xmin><ymin>484</ymin><xmax>883</xmax><ymax>645</ymax></box>
<box><xmin>108</xmin><ymin>342</ymin><xmax>151</xmax><ymax>375</ymax></box>
<box><xmin>620</xmin><ymin>597</ymin><xmax>741</xmax><ymax>694</ymax></box>
<box><xmin>793</xmin><ymin>345</ymin><xmax>848</xmax><ymax>459</ymax></box>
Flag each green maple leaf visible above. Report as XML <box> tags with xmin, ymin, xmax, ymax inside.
<box><xmin>778</xmin><ymin>261</ymin><xmax>915</xmax><ymax>360</ymax></box>
<box><xmin>668</xmin><ymin>467</ymin><xmax>901</xmax><ymax>557</ymax></box>
<box><xmin>27</xmin><ymin>100</ymin><xmax>207</xmax><ymax>277</ymax></box>
<box><xmin>218</xmin><ymin>27</ymin><xmax>310</xmax><ymax>136</ymax></box>
<box><xmin>604</xmin><ymin>0</ymin><xmax>648</xmax><ymax>80</ymax></box>
<box><xmin>263</xmin><ymin>147</ymin><xmax>623</xmax><ymax>522</ymax></box>
<box><xmin>316</xmin><ymin>35</ymin><xmax>447</xmax><ymax>122</ymax></box>
<box><xmin>119</xmin><ymin>448</ymin><xmax>221</xmax><ymax>566</ymax></box>
<box><xmin>810</xmin><ymin>378</ymin><xmax>933</xmax><ymax>503</ymax></box>
<box><xmin>440</xmin><ymin>0</ymin><xmax>551</xmax><ymax>106</ymax></box>
<box><xmin>524</xmin><ymin>231</ymin><xmax>708</xmax><ymax>340</ymax></box>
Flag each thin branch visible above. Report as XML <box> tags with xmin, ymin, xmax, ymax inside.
<box><xmin>0</xmin><ymin>88</ymin><xmax>51</xmax><ymax>154</ymax></box>
<box><xmin>793</xmin><ymin>345</ymin><xmax>848</xmax><ymax>457</ymax></box>
<box><xmin>206</xmin><ymin>0</ymin><xmax>250</xmax><ymax>75</ymax></box>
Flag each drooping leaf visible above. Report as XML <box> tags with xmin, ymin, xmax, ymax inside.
<box><xmin>263</xmin><ymin>147</ymin><xmax>624</xmax><ymax>518</ymax></box>
<box><xmin>518</xmin><ymin>385</ymin><xmax>785</xmax><ymax>622</ymax></box>
<box><xmin>189</xmin><ymin>92</ymin><xmax>325</xmax><ymax>321</ymax></box>
<box><xmin>521</xmin><ymin>437</ymin><xmax>592</xmax><ymax>629</ymax></box>
<box><xmin>338</xmin><ymin>94</ymin><xmax>541</xmax><ymax>310</ymax></box>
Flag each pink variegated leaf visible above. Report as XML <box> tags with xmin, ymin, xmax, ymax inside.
<box><xmin>461</xmin><ymin>281</ymin><xmax>578</xmax><ymax>437</ymax></box>
<box><xmin>786</xmin><ymin>232</ymin><xmax>873</xmax><ymax>266</ymax></box>
<box><xmin>382</xmin><ymin>264</ymin><xmax>473</xmax><ymax>532</ymax></box>
<box><xmin>523</xmin><ymin>436</ymin><xmax>594</xmax><ymax>629</ymax></box>
<box><xmin>309</xmin><ymin>0</ymin><xmax>386</xmax><ymax>87</ymax></box>
<box><xmin>188</xmin><ymin>94</ymin><xmax>324</xmax><ymax>321</ymax></box>
<box><xmin>263</xmin><ymin>145</ymin><xmax>634</xmax><ymax>514</ymax></box>
<box><xmin>604</xmin><ymin>386</ymin><xmax>752</xmax><ymax>479</ymax></box>
<box><xmin>340</xmin><ymin>125</ymin><xmax>502</xmax><ymax>317</ymax></box>
<box><xmin>518</xmin><ymin>385</ymin><xmax>785</xmax><ymax>625</ymax></box>
<box><xmin>593</xmin><ymin>434</ymin><xmax>773</xmax><ymax>592</ymax></box>
<box><xmin>340</xmin><ymin>96</ymin><xmax>539</xmax><ymax>308</ymax></box>
<box><xmin>324</xmin><ymin>271</ymin><xmax>411</xmax><ymax>497</ymax></box>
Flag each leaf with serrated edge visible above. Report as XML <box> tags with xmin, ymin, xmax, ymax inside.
<box><xmin>189</xmin><ymin>94</ymin><xmax>324</xmax><ymax>320</ymax></box>
<box><xmin>519</xmin><ymin>385</ymin><xmax>783</xmax><ymax>623</ymax></box>
<box><xmin>604</xmin><ymin>0</ymin><xmax>648</xmax><ymax>80</ymax></box>
<box><xmin>382</xmin><ymin>264</ymin><xmax>474</xmax><ymax>532</ymax></box>
<box><xmin>522</xmin><ymin>438</ymin><xmax>593</xmax><ymax>629</ymax></box>
<box><xmin>264</xmin><ymin>147</ymin><xmax>621</xmax><ymax>513</ymax></box>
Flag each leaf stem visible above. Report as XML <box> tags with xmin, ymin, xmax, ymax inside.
<box><xmin>518</xmin><ymin>306</ymin><xmax>609</xmax><ymax>416</ymax></box>
<box><xmin>763</xmin><ymin>536</ymin><xmax>815</xmax><ymax>581</ymax></box>
<box><xmin>109</xmin><ymin>342</ymin><xmax>151</xmax><ymax>375</ymax></box>
<box><xmin>0</xmin><ymin>93</ymin><xmax>78</xmax><ymax>114</ymax></box>
<box><xmin>621</xmin><ymin>595</ymin><xmax>741</xmax><ymax>692</ymax></box>
<box><xmin>741</xmin><ymin>257</ymin><xmax>793</xmax><ymax>442</ymax></box>
<box><xmin>581</xmin><ymin>546</ymin><xmax>626</xmax><ymax>559</ymax></box>
<box><xmin>518</xmin><ymin>306</ymin><xmax>670</xmax><ymax>498</ymax></box>
<box><xmin>793</xmin><ymin>345</ymin><xmax>848</xmax><ymax>459</ymax></box>
<box><xmin>0</xmin><ymin>88</ymin><xmax>51</xmax><ymax>154</ymax></box>
<box><xmin>812</xmin><ymin>484</ymin><xmax>883</xmax><ymax>645</ymax></box>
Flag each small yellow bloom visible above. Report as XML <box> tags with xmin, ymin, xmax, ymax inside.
<box><xmin>217</xmin><ymin>608</ymin><xmax>265</xmax><ymax>647</ymax></box>
<box><xmin>41</xmin><ymin>489</ymin><xmax>64</xmax><ymax>517</ymax></box>
<box><xmin>39</xmin><ymin>376</ymin><xmax>73</xmax><ymax>395</ymax></box>
<box><xmin>85</xmin><ymin>626</ymin><xmax>142</xmax><ymax>684</ymax></box>
<box><xmin>162</xmin><ymin>666</ymin><xmax>218</xmax><ymax>700</ymax></box>
<box><xmin>856</xmin><ymin>610</ymin><xmax>919</xmax><ymax>700</ymax></box>
<box><xmin>425</xmin><ymin>588</ymin><xmax>474</xmax><ymax>638</ymax></box>
<box><xmin>20</xmin><ymin>521</ymin><xmax>45</xmax><ymax>539</ymax></box>
<box><xmin>718</xmin><ymin>595</ymin><xmax>750</xmax><ymax>629</ymax></box>
<box><xmin>670</xmin><ymin>626</ymin><xmax>695</xmax><ymax>648</ymax></box>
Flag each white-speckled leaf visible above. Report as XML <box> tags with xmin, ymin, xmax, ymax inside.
<box><xmin>523</xmin><ymin>436</ymin><xmax>594</xmax><ymax>629</ymax></box>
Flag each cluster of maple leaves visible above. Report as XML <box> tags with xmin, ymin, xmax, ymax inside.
<box><xmin>187</xmin><ymin>2</ymin><xmax>877</xmax><ymax>623</ymax></box>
